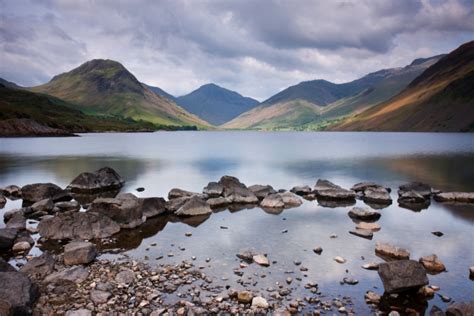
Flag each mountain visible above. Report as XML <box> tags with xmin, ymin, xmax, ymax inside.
<box><xmin>31</xmin><ymin>59</ymin><xmax>210</xmax><ymax>128</ymax></box>
<box><xmin>223</xmin><ymin>56</ymin><xmax>442</xmax><ymax>130</ymax></box>
<box><xmin>175</xmin><ymin>83</ymin><xmax>259</xmax><ymax>125</ymax></box>
<box><xmin>0</xmin><ymin>84</ymin><xmax>159</xmax><ymax>136</ymax></box>
<box><xmin>0</xmin><ymin>78</ymin><xmax>24</xmax><ymax>90</ymax></box>
<box><xmin>143</xmin><ymin>83</ymin><xmax>177</xmax><ymax>102</ymax></box>
<box><xmin>331</xmin><ymin>41</ymin><xmax>474</xmax><ymax>132</ymax></box>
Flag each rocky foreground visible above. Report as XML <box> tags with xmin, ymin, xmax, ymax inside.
<box><xmin>1</xmin><ymin>167</ymin><xmax>474</xmax><ymax>315</ymax></box>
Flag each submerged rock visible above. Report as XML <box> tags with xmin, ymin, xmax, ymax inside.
<box><xmin>0</xmin><ymin>271</ymin><xmax>39</xmax><ymax>315</ymax></box>
<box><xmin>375</xmin><ymin>242</ymin><xmax>410</xmax><ymax>261</ymax></box>
<box><xmin>377</xmin><ymin>260</ymin><xmax>428</xmax><ymax>293</ymax></box>
<box><xmin>434</xmin><ymin>192</ymin><xmax>474</xmax><ymax>203</ymax></box>
<box><xmin>419</xmin><ymin>254</ymin><xmax>446</xmax><ymax>274</ymax></box>
<box><xmin>348</xmin><ymin>207</ymin><xmax>381</xmax><ymax>221</ymax></box>
<box><xmin>87</xmin><ymin>193</ymin><xmax>144</xmax><ymax>229</ymax></box>
<box><xmin>64</xmin><ymin>241</ymin><xmax>97</xmax><ymax>265</ymax></box>
<box><xmin>67</xmin><ymin>167</ymin><xmax>124</xmax><ymax>193</ymax></box>
<box><xmin>175</xmin><ymin>196</ymin><xmax>212</xmax><ymax>216</ymax></box>
<box><xmin>21</xmin><ymin>183</ymin><xmax>71</xmax><ymax>204</ymax></box>
<box><xmin>314</xmin><ymin>179</ymin><xmax>356</xmax><ymax>200</ymax></box>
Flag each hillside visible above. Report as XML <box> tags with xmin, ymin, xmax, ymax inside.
<box><xmin>176</xmin><ymin>84</ymin><xmax>259</xmax><ymax>125</ymax></box>
<box><xmin>331</xmin><ymin>41</ymin><xmax>474</xmax><ymax>132</ymax></box>
<box><xmin>0</xmin><ymin>84</ymin><xmax>161</xmax><ymax>136</ymax></box>
<box><xmin>223</xmin><ymin>56</ymin><xmax>441</xmax><ymax>130</ymax></box>
<box><xmin>143</xmin><ymin>83</ymin><xmax>177</xmax><ymax>102</ymax></box>
<box><xmin>31</xmin><ymin>59</ymin><xmax>210</xmax><ymax>128</ymax></box>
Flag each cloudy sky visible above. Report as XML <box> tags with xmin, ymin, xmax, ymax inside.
<box><xmin>1</xmin><ymin>0</ymin><xmax>473</xmax><ymax>100</ymax></box>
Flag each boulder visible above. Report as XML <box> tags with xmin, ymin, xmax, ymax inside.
<box><xmin>175</xmin><ymin>196</ymin><xmax>212</xmax><ymax>216</ymax></box>
<box><xmin>12</xmin><ymin>241</ymin><xmax>32</xmax><ymax>252</ymax></box>
<box><xmin>377</xmin><ymin>260</ymin><xmax>429</xmax><ymax>293</ymax></box>
<box><xmin>44</xmin><ymin>266</ymin><xmax>89</xmax><ymax>284</ymax></box>
<box><xmin>3</xmin><ymin>208</ymin><xmax>26</xmax><ymax>222</ymax></box>
<box><xmin>67</xmin><ymin>167</ymin><xmax>124</xmax><ymax>193</ymax></box>
<box><xmin>20</xmin><ymin>252</ymin><xmax>55</xmax><ymax>278</ymax></box>
<box><xmin>64</xmin><ymin>241</ymin><xmax>97</xmax><ymax>265</ymax></box>
<box><xmin>314</xmin><ymin>179</ymin><xmax>356</xmax><ymax>200</ymax></box>
<box><xmin>54</xmin><ymin>200</ymin><xmax>81</xmax><ymax>213</ymax></box>
<box><xmin>375</xmin><ymin>242</ymin><xmax>410</xmax><ymax>261</ymax></box>
<box><xmin>0</xmin><ymin>195</ymin><xmax>5</xmax><ymax>208</ymax></box>
<box><xmin>348</xmin><ymin>207</ymin><xmax>381</xmax><ymax>221</ymax></box>
<box><xmin>38</xmin><ymin>211</ymin><xmax>120</xmax><ymax>240</ymax></box>
<box><xmin>0</xmin><ymin>272</ymin><xmax>39</xmax><ymax>315</ymax></box>
<box><xmin>21</xmin><ymin>183</ymin><xmax>71</xmax><ymax>204</ymax></box>
<box><xmin>165</xmin><ymin>196</ymin><xmax>192</xmax><ymax>213</ymax></box>
<box><xmin>279</xmin><ymin>191</ymin><xmax>303</xmax><ymax>207</ymax></box>
<box><xmin>248</xmin><ymin>184</ymin><xmax>276</xmax><ymax>200</ymax></box>
<box><xmin>1</xmin><ymin>185</ymin><xmax>22</xmax><ymax>198</ymax></box>
<box><xmin>218</xmin><ymin>175</ymin><xmax>246</xmax><ymax>191</ymax></box>
<box><xmin>0</xmin><ymin>228</ymin><xmax>18</xmax><ymax>249</ymax></box>
<box><xmin>260</xmin><ymin>194</ymin><xmax>285</xmax><ymax>208</ymax></box>
<box><xmin>352</xmin><ymin>182</ymin><xmax>390</xmax><ymax>193</ymax></box>
<box><xmin>0</xmin><ymin>258</ymin><xmax>16</xmax><ymax>272</ymax></box>
<box><xmin>363</xmin><ymin>187</ymin><xmax>392</xmax><ymax>204</ymax></box>
<box><xmin>349</xmin><ymin>229</ymin><xmax>373</xmax><ymax>239</ymax></box>
<box><xmin>434</xmin><ymin>192</ymin><xmax>474</xmax><ymax>203</ymax></box>
<box><xmin>290</xmin><ymin>185</ymin><xmax>313</xmax><ymax>196</ymax></box>
<box><xmin>140</xmin><ymin>197</ymin><xmax>167</xmax><ymax>218</ymax></box>
<box><xmin>253</xmin><ymin>254</ymin><xmax>270</xmax><ymax>267</ymax></box>
<box><xmin>224</xmin><ymin>186</ymin><xmax>259</xmax><ymax>204</ymax></box>
<box><xmin>87</xmin><ymin>194</ymin><xmax>143</xmax><ymax>229</ymax></box>
<box><xmin>398</xmin><ymin>191</ymin><xmax>426</xmax><ymax>203</ymax></box>
<box><xmin>6</xmin><ymin>212</ymin><xmax>26</xmax><ymax>230</ymax></box>
<box><xmin>207</xmin><ymin>197</ymin><xmax>232</xmax><ymax>208</ymax></box>
<box><xmin>419</xmin><ymin>254</ymin><xmax>446</xmax><ymax>274</ymax></box>
<box><xmin>203</xmin><ymin>182</ymin><xmax>224</xmax><ymax>197</ymax></box>
<box><xmin>30</xmin><ymin>198</ymin><xmax>54</xmax><ymax>215</ymax></box>
<box><xmin>398</xmin><ymin>182</ymin><xmax>432</xmax><ymax>198</ymax></box>
<box><xmin>446</xmin><ymin>302</ymin><xmax>474</xmax><ymax>316</ymax></box>
<box><xmin>168</xmin><ymin>188</ymin><xmax>200</xmax><ymax>200</ymax></box>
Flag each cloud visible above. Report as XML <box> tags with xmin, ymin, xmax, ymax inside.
<box><xmin>0</xmin><ymin>0</ymin><xmax>473</xmax><ymax>100</ymax></box>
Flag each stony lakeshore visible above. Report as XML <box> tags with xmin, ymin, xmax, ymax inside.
<box><xmin>1</xmin><ymin>167</ymin><xmax>473</xmax><ymax>315</ymax></box>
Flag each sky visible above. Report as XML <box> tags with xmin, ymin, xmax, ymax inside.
<box><xmin>1</xmin><ymin>0</ymin><xmax>473</xmax><ymax>101</ymax></box>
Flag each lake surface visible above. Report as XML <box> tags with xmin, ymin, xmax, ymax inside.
<box><xmin>1</xmin><ymin>132</ymin><xmax>474</xmax><ymax>314</ymax></box>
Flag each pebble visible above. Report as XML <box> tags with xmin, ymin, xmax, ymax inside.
<box><xmin>334</xmin><ymin>256</ymin><xmax>346</xmax><ymax>264</ymax></box>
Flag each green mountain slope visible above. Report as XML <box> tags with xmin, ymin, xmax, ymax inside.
<box><xmin>176</xmin><ymin>83</ymin><xmax>259</xmax><ymax>125</ymax></box>
<box><xmin>331</xmin><ymin>41</ymin><xmax>474</xmax><ymax>132</ymax></box>
<box><xmin>31</xmin><ymin>59</ymin><xmax>210</xmax><ymax>128</ymax></box>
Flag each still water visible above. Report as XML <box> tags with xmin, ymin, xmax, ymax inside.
<box><xmin>1</xmin><ymin>132</ymin><xmax>473</xmax><ymax>314</ymax></box>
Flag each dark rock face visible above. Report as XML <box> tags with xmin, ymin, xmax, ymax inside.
<box><xmin>175</xmin><ymin>196</ymin><xmax>212</xmax><ymax>216</ymax></box>
<box><xmin>377</xmin><ymin>260</ymin><xmax>428</xmax><ymax>293</ymax></box>
<box><xmin>67</xmin><ymin>167</ymin><xmax>125</xmax><ymax>193</ymax></box>
<box><xmin>0</xmin><ymin>271</ymin><xmax>39</xmax><ymax>315</ymax></box>
<box><xmin>20</xmin><ymin>252</ymin><xmax>55</xmax><ymax>278</ymax></box>
<box><xmin>63</xmin><ymin>241</ymin><xmax>97</xmax><ymax>265</ymax></box>
<box><xmin>0</xmin><ymin>228</ymin><xmax>18</xmax><ymax>249</ymax></box>
<box><xmin>44</xmin><ymin>266</ymin><xmax>89</xmax><ymax>284</ymax></box>
<box><xmin>203</xmin><ymin>182</ymin><xmax>224</xmax><ymax>197</ymax></box>
<box><xmin>248</xmin><ymin>185</ymin><xmax>276</xmax><ymax>200</ymax></box>
<box><xmin>38</xmin><ymin>212</ymin><xmax>120</xmax><ymax>240</ymax></box>
<box><xmin>21</xmin><ymin>183</ymin><xmax>71</xmax><ymax>204</ymax></box>
<box><xmin>139</xmin><ymin>197</ymin><xmax>167</xmax><ymax>218</ymax></box>
<box><xmin>314</xmin><ymin>179</ymin><xmax>356</xmax><ymax>200</ymax></box>
<box><xmin>290</xmin><ymin>185</ymin><xmax>312</xmax><ymax>196</ymax></box>
<box><xmin>87</xmin><ymin>194</ymin><xmax>143</xmax><ymax>229</ymax></box>
<box><xmin>0</xmin><ymin>258</ymin><xmax>16</xmax><ymax>272</ymax></box>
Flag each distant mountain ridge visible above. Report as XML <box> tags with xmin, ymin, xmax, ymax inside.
<box><xmin>175</xmin><ymin>83</ymin><xmax>259</xmax><ymax>125</ymax></box>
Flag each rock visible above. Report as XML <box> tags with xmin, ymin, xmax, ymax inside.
<box><xmin>252</xmin><ymin>296</ymin><xmax>269</xmax><ymax>309</ymax></box>
<box><xmin>21</xmin><ymin>183</ymin><xmax>71</xmax><ymax>204</ymax></box>
<box><xmin>429</xmin><ymin>305</ymin><xmax>444</xmax><ymax>316</ymax></box>
<box><xmin>0</xmin><ymin>228</ymin><xmax>19</xmax><ymax>249</ymax></box>
<box><xmin>67</xmin><ymin>167</ymin><xmax>124</xmax><ymax>193</ymax></box>
<box><xmin>364</xmin><ymin>291</ymin><xmax>381</xmax><ymax>304</ymax></box>
<box><xmin>140</xmin><ymin>197</ymin><xmax>167</xmax><ymax>218</ymax></box>
<box><xmin>20</xmin><ymin>252</ymin><xmax>55</xmax><ymax>278</ymax></box>
<box><xmin>224</xmin><ymin>186</ymin><xmax>259</xmax><ymax>204</ymax></box>
<box><xmin>260</xmin><ymin>193</ymin><xmax>285</xmax><ymax>208</ymax></box>
<box><xmin>90</xmin><ymin>290</ymin><xmax>111</xmax><ymax>304</ymax></box>
<box><xmin>168</xmin><ymin>188</ymin><xmax>200</xmax><ymax>200</ymax></box>
<box><xmin>237</xmin><ymin>250</ymin><xmax>257</xmax><ymax>262</ymax></box>
<box><xmin>377</xmin><ymin>260</ymin><xmax>428</xmax><ymax>293</ymax></box>
<box><xmin>175</xmin><ymin>196</ymin><xmax>212</xmax><ymax>216</ymax></box>
<box><xmin>44</xmin><ymin>266</ymin><xmax>89</xmax><ymax>284</ymax></box>
<box><xmin>290</xmin><ymin>185</ymin><xmax>312</xmax><ymax>196</ymax></box>
<box><xmin>38</xmin><ymin>211</ymin><xmax>120</xmax><ymax>240</ymax></box>
<box><xmin>115</xmin><ymin>269</ymin><xmax>134</xmax><ymax>284</ymax></box>
<box><xmin>6</xmin><ymin>212</ymin><xmax>26</xmax><ymax>230</ymax></box>
<box><xmin>253</xmin><ymin>254</ymin><xmax>270</xmax><ymax>267</ymax></box>
<box><xmin>54</xmin><ymin>200</ymin><xmax>81</xmax><ymax>212</ymax></box>
<box><xmin>30</xmin><ymin>198</ymin><xmax>54</xmax><ymax>214</ymax></box>
<box><xmin>203</xmin><ymin>182</ymin><xmax>224</xmax><ymax>197</ymax></box>
<box><xmin>237</xmin><ymin>291</ymin><xmax>253</xmax><ymax>304</ymax></box>
<box><xmin>348</xmin><ymin>207</ymin><xmax>381</xmax><ymax>221</ymax></box>
<box><xmin>432</xmin><ymin>231</ymin><xmax>444</xmax><ymax>237</ymax></box>
<box><xmin>65</xmin><ymin>308</ymin><xmax>92</xmax><ymax>316</ymax></box>
<box><xmin>219</xmin><ymin>175</ymin><xmax>246</xmax><ymax>191</ymax></box>
<box><xmin>419</xmin><ymin>285</ymin><xmax>435</xmax><ymax>297</ymax></box>
<box><xmin>12</xmin><ymin>241</ymin><xmax>31</xmax><ymax>252</ymax></box>
<box><xmin>64</xmin><ymin>241</ymin><xmax>97</xmax><ymax>265</ymax></box>
<box><xmin>0</xmin><ymin>195</ymin><xmax>5</xmax><ymax>208</ymax></box>
<box><xmin>248</xmin><ymin>185</ymin><xmax>276</xmax><ymax>200</ymax></box>
<box><xmin>207</xmin><ymin>197</ymin><xmax>232</xmax><ymax>208</ymax></box>
<box><xmin>419</xmin><ymin>254</ymin><xmax>446</xmax><ymax>274</ymax></box>
<box><xmin>363</xmin><ymin>187</ymin><xmax>392</xmax><ymax>204</ymax></box>
<box><xmin>165</xmin><ymin>196</ymin><xmax>192</xmax><ymax>212</ymax></box>
<box><xmin>334</xmin><ymin>256</ymin><xmax>346</xmax><ymax>264</ymax></box>
<box><xmin>434</xmin><ymin>192</ymin><xmax>474</xmax><ymax>203</ymax></box>
<box><xmin>398</xmin><ymin>190</ymin><xmax>427</xmax><ymax>204</ymax></box>
<box><xmin>356</xmin><ymin>222</ymin><xmax>381</xmax><ymax>231</ymax></box>
<box><xmin>0</xmin><ymin>272</ymin><xmax>39</xmax><ymax>315</ymax></box>
<box><xmin>349</xmin><ymin>229</ymin><xmax>373</xmax><ymax>239</ymax></box>
<box><xmin>314</xmin><ymin>179</ymin><xmax>356</xmax><ymax>200</ymax></box>
<box><xmin>352</xmin><ymin>182</ymin><xmax>389</xmax><ymax>192</ymax></box>
<box><xmin>446</xmin><ymin>301</ymin><xmax>474</xmax><ymax>316</ymax></box>
<box><xmin>343</xmin><ymin>277</ymin><xmax>359</xmax><ymax>285</ymax></box>
<box><xmin>313</xmin><ymin>247</ymin><xmax>323</xmax><ymax>255</ymax></box>
<box><xmin>375</xmin><ymin>242</ymin><xmax>410</xmax><ymax>260</ymax></box>
<box><xmin>361</xmin><ymin>262</ymin><xmax>379</xmax><ymax>270</ymax></box>
<box><xmin>279</xmin><ymin>191</ymin><xmax>303</xmax><ymax>207</ymax></box>
<box><xmin>470</xmin><ymin>266</ymin><xmax>474</xmax><ymax>279</ymax></box>
<box><xmin>1</xmin><ymin>185</ymin><xmax>22</xmax><ymax>198</ymax></box>
<box><xmin>87</xmin><ymin>193</ymin><xmax>143</xmax><ymax>228</ymax></box>
<box><xmin>398</xmin><ymin>182</ymin><xmax>432</xmax><ymax>198</ymax></box>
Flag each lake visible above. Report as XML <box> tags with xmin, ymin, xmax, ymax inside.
<box><xmin>1</xmin><ymin>131</ymin><xmax>474</xmax><ymax>314</ymax></box>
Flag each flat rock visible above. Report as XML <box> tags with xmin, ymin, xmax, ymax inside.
<box><xmin>54</xmin><ymin>200</ymin><xmax>81</xmax><ymax>212</ymax></box>
<box><xmin>260</xmin><ymin>194</ymin><xmax>285</xmax><ymax>208</ymax></box>
<box><xmin>434</xmin><ymin>192</ymin><xmax>474</xmax><ymax>203</ymax></box>
<box><xmin>363</xmin><ymin>187</ymin><xmax>392</xmax><ymax>204</ymax></box>
<box><xmin>224</xmin><ymin>186</ymin><xmax>259</xmax><ymax>204</ymax></box>
<box><xmin>398</xmin><ymin>182</ymin><xmax>432</xmax><ymax>198</ymax></box>
<box><xmin>175</xmin><ymin>196</ymin><xmax>212</xmax><ymax>216</ymax></box>
<box><xmin>314</xmin><ymin>179</ymin><xmax>356</xmax><ymax>200</ymax></box>
<box><xmin>30</xmin><ymin>198</ymin><xmax>54</xmax><ymax>214</ymax></box>
<box><xmin>248</xmin><ymin>184</ymin><xmax>276</xmax><ymax>200</ymax></box>
<box><xmin>349</xmin><ymin>228</ymin><xmax>373</xmax><ymax>239</ymax></box>
<box><xmin>377</xmin><ymin>260</ymin><xmax>428</xmax><ymax>293</ymax></box>
<box><xmin>203</xmin><ymin>182</ymin><xmax>224</xmax><ymax>197</ymax></box>
<box><xmin>334</xmin><ymin>256</ymin><xmax>346</xmax><ymax>264</ymax></box>
<box><xmin>206</xmin><ymin>197</ymin><xmax>232</xmax><ymax>208</ymax></box>
<box><xmin>115</xmin><ymin>269</ymin><xmax>134</xmax><ymax>284</ymax></box>
<box><xmin>64</xmin><ymin>241</ymin><xmax>97</xmax><ymax>265</ymax></box>
<box><xmin>252</xmin><ymin>296</ymin><xmax>269</xmax><ymax>309</ymax></box>
<box><xmin>375</xmin><ymin>242</ymin><xmax>410</xmax><ymax>260</ymax></box>
<box><xmin>38</xmin><ymin>211</ymin><xmax>120</xmax><ymax>240</ymax></box>
<box><xmin>348</xmin><ymin>207</ymin><xmax>381</xmax><ymax>221</ymax></box>
<box><xmin>65</xmin><ymin>309</ymin><xmax>92</xmax><ymax>316</ymax></box>
<box><xmin>168</xmin><ymin>188</ymin><xmax>199</xmax><ymax>200</ymax></box>
<box><xmin>90</xmin><ymin>290</ymin><xmax>111</xmax><ymax>304</ymax></box>
<box><xmin>21</xmin><ymin>183</ymin><xmax>70</xmax><ymax>204</ymax></box>
<box><xmin>0</xmin><ymin>272</ymin><xmax>39</xmax><ymax>315</ymax></box>
<box><xmin>6</xmin><ymin>212</ymin><xmax>26</xmax><ymax>230</ymax></box>
<box><xmin>140</xmin><ymin>197</ymin><xmax>167</xmax><ymax>218</ymax></box>
<box><xmin>67</xmin><ymin>167</ymin><xmax>124</xmax><ymax>193</ymax></box>
<box><xmin>165</xmin><ymin>196</ymin><xmax>192</xmax><ymax>213</ymax></box>
<box><xmin>419</xmin><ymin>254</ymin><xmax>446</xmax><ymax>274</ymax></box>
<box><xmin>44</xmin><ymin>266</ymin><xmax>89</xmax><ymax>284</ymax></box>
<box><xmin>362</xmin><ymin>262</ymin><xmax>379</xmax><ymax>270</ymax></box>
<box><xmin>20</xmin><ymin>252</ymin><xmax>55</xmax><ymax>278</ymax></box>
<box><xmin>87</xmin><ymin>193</ymin><xmax>143</xmax><ymax>229</ymax></box>
<box><xmin>356</xmin><ymin>221</ymin><xmax>381</xmax><ymax>231</ymax></box>
<box><xmin>253</xmin><ymin>254</ymin><xmax>270</xmax><ymax>267</ymax></box>
<box><xmin>279</xmin><ymin>191</ymin><xmax>303</xmax><ymax>207</ymax></box>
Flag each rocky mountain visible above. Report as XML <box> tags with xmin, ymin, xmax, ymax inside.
<box><xmin>175</xmin><ymin>83</ymin><xmax>259</xmax><ymax>125</ymax></box>
<box><xmin>331</xmin><ymin>41</ymin><xmax>474</xmax><ymax>132</ymax></box>
<box><xmin>31</xmin><ymin>59</ymin><xmax>210</xmax><ymax>128</ymax></box>
<box><xmin>223</xmin><ymin>55</ymin><xmax>444</xmax><ymax>130</ymax></box>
